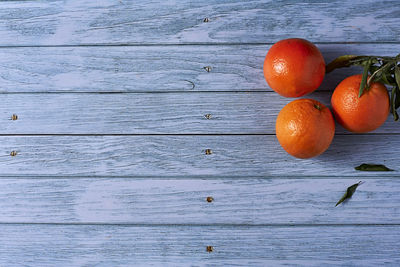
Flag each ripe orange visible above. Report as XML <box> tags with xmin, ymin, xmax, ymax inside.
<box><xmin>276</xmin><ymin>99</ymin><xmax>335</xmax><ymax>159</ymax></box>
<box><xmin>331</xmin><ymin>74</ymin><xmax>390</xmax><ymax>133</ymax></box>
<box><xmin>264</xmin><ymin>38</ymin><xmax>325</xmax><ymax>97</ymax></box>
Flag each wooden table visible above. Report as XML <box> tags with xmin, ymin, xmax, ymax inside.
<box><xmin>0</xmin><ymin>1</ymin><xmax>399</xmax><ymax>265</ymax></box>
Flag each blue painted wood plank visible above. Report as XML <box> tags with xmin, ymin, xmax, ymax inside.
<box><xmin>0</xmin><ymin>0</ymin><xmax>399</xmax><ymax>45</ymax></box>
<box><xmin>0</xmin><ymin>135</ymin><xmax>398</xmax><ymax>177</ymax></box>
<box><xmin>0</xmin><ymin>92</ymin><xmax>397</xmax><ymax>134</ymax></box>
<box><xmin>0</xmin><ymin>177</ymin><xmax>398</xmax><ymax>224</ymax></box>
<box><xmin>0</xmin><ymin>44</ymin><xmax>398</xmax><ymax>92</ymax></box>
<box><xmin>0</xmin><ymin>224</ymin><xmax>398</xmax><ymax>266</ymax></box>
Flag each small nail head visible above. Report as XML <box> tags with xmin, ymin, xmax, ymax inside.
<box><xmin>11</xmin><ymin>114</ymin><xmax>18</xmax><ymax>120</ymax></box>
<box><xmin>205</xmin><ymin>149</ymin><xmax>212</xmax><ymax>155</ymax></box>
<box><xmin>203</xmin><ymin>66</ymin><xmax>212</xmax><ymax>72</ymax></box>
<box><xmin>203</xmin><ymin>17</ymin><xmax>209</xmax><ymax>22</ymax></box>
<box><xmin>10</xmin><ymin>151</ymin><xmax>17</xmax><ymax>156</ymax></box>
<box><xmin>206</xmin><ymin>246</ymin><xmax>213</xmax><ymax>252</ymax></box>
<box><xmin>206</xmin><ymin>196</ymin><xmax>214</xmax><ymax>202</ymax></box>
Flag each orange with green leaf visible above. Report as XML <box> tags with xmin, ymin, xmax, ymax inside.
<box><xmin>330</xmin><ymin>74</ymin><xmax>389</xmax><ymax>133</ymax></box>
<box><xmin>327</xmin><ymin>54</ymin><xmax>400</xmax><ymax>123</ymax></box>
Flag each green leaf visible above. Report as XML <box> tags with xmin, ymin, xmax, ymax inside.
<box><xmin>335</xmin><ymin>181</ymin><xmax>363</xmax><ymax>207</ymax></box>
<box><xmin>359</xmin><ymin>60</ymin><xmax>372</xmax><ymax>97</ymax></box>
<box><xmin>395</xmin><ymin>64</ymin><xmax>400</xmax><ymax>89</ymax></box>
<box><xmin>395</xmin><ymin>86</ymin><xmax>400</xmax><ymax>109</ymax></box>
<box><xmin>369</xmin><ymin>65</ymin><xmax>379</xmax><ymax>74</ymax></box>
<box><xmin>355</xmin><ymin>163</ymin><xmax>394</xmax><ymax>171</ymax></box>
<box><xmin>367</xmin><ymin>62</ymin><xmax>395</xmax><ymax>87</ymax></box>
<box><xmin>325</xmin><ymin>55</ymin><xmax>367</xmax><ymax>73</ymax></box>
<box><xmin>373</xmin><ymin>63</ymin><xmax>395</xmax><ymax>85</ymax></box>
<box><xmin>369</xmin><ymin>65</ymin><xmax>383</xmax><ymax>82</ymax></box>
<box><xmin>380</xmin><ymin>73</ymin><xmax>396</xmax><ymax>86</ymax></box>
<box><xmin>391</xmin><ymin>87</ymin><xmax>399</xmax><ymax>121</ymax></box>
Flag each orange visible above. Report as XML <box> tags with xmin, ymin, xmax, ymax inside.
<box><xmin>331</xmin><ymin>74</ymin><xmax>389</xmax><ymax>133</ymax></box>
<box><xmin>276</xmin><ymin>99</ymin><xmax>335</xmax><ymax>159</ymax></box>
<box><xmin>263</xmin><ymin>38</ymin><xmax>325</xmax><ymax>97</ymax></box>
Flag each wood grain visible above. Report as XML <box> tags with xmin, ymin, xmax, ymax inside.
<box><xmin>0</xmin><ymin>44</ymin><xmax>398</xmax><ymax>92</ymax></box>
<box><xmin>0</xmin><ymin>224</ymin><xmax>398</xmax><ymax>266</ymax></box>
<box><xmin>1</xmin><ymin>0</ymin><xmax>399</xmax><ymax>265</ymax></box>
<box><xmin>0</xmin><ymin>177</ymin><xmax>398</xmax><ymax>224</ymax></box>
<box><xmin>0</xmin><ymin>0</ymin><xmax>399</xmax><ymax>45</ymax></box>
<box><xmin>0</xmin><ymin>135</ymin><xmax>398</xmax><ymax>177</ymax></box>
<box><xmin>1</xmin><ymin>92</ymin><xmax>399</xmax><ymax>134</ymax></box>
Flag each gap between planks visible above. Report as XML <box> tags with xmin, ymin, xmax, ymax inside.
<box><xmin>0</xmin><ymin>133</ymin><xmax>398</xmax><ymax>136</ymax></box>
<box><xmin>0</xmin><ymin>175</ymin><xmax>399</xmax><ymax>180</ymax></box>
<box><xmin>0</xmin><ymin>175</ymin><xmax>399</xmax><ymax>179</ymax></box>
<box><xmin>0</xmin><ymin>222</ymin><xmax>398</xmax><ymax>227</ymax></box>
<box><xmin>0</xmin><ymin>90</ymin><xmax>331</xmax><ymax>93</ymax></box>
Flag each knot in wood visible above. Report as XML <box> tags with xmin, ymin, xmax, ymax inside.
<box><xmin>10</xmin><ymin>151</ymin><xmax>17</xmax><ymax>157</ymax></box>
<box><xmin>206</xmin><ymin>246</ymin><xmax>213</xmax><ymax>252</ymax></box>
<box><xmin>205</xmin><ymin>149</ymin><xmax>212</xmax><ymax>155</ymax></box>
<box><xmin>206</xmin><ymin>196</ymin><xmax>214</xmax><ymax>203</ymax></box>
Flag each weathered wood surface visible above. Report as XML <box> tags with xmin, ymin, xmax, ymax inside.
<box><xmin>1</xmin><ymin>0</ymin><xmax>400</xmax><ymax>265</ymax></box>
<box><xmin>1</xmin><ymin>135</ymin><xmax>398</xmax><ymax>176</ymax></box>
<box><xmin>0</xmin><ymin>44</ymin><xmax>398</xmax><ymax>93</ymax></box>
<box><xmin>0</xmin><ymin>177</ymin><xmax>398</xmax><ymax>224</ymax></box>
<box><xmin>0</xmin><ymin>224</ymin><xmax>398</xmax><ymax>266</ymax></box>
<box><xmin>0</xmin><ymin>0</ymin><xmax>399</xmax><ymax>45</ymax></box>
<box><xmin>1</xmin><ymin>92</ymin><xmax>398</xmax><ymax>134</ymax></box>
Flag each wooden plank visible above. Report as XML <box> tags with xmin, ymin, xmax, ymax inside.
<box><xmin>0</xmin><ymin>1</ymin><xmax>399</xmax><ymax>45</ymax></box>
<box><xmin>0</xmin><ymin>44</ymin><xmax>398</xmax><ymax>93</ymax></box>
<box><xmin>2</xmin><ymin>92</ymin><xmax>399</xmax><ymax>134</ymax></box>
<box><xmin>0</xmin><ymin>224</ymin><xmax>398</xmax><ymax>265</ymax></box>
<box><xmin>0</xmin><ymin>177</ymin><xmax>398</xmax><ymax>224</ymax></box>
<box><xmin>0</xmin><ymin>135</ymin><xmax>398</xmax><ymax>176</ymax></box>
